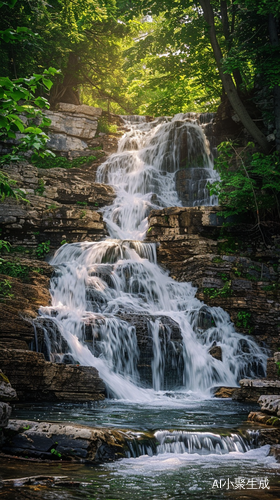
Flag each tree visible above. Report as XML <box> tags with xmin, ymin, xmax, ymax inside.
<box><xmin>0</xmin><ymin>0</ymin><xmax>132</xmax><ymax>110</ymax></box>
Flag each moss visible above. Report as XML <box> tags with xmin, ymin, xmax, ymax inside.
<box><xmin>0</xmin><ymin>371</ymin><xmax>10</xmax><ymax>384</ymax></box>
<box><xmin>266</xmin><ymin>416</ymin><xmax>280</xmax><ymax>427</ymax></box>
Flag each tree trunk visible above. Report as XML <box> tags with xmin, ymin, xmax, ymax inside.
<box><xmin>220</xmin><ymin>0</ymin><xmax>243</xmax><ymax>89</ymax></box>
<box><xmin>199</xmin><ymin>0</ymin><xmax>269</xmax><ymax>152</ymax></box>
<box><xmin>49</xmin><ymin>53</ymin><xmax>81</xmax><ymax>107</ymax></box>
<box><xmin>268</xmin><ymin>13</ymin><xmax>280</xmax><ymax>153</ymax></box>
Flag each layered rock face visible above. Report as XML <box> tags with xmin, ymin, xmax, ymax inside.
<box><xmin>0</xmin><ymin>349</ymin><xmax>105</xmax><ymax>402</ymax></box>
<box><xmin>44</xmin><ymin>103</ymin><xmax>102</xmax><ymax>152</ymax></box>
<box><xmin>0</xmin><ymin>162</ymin><xmax>115</xmax><ymax>249</ymax></box>
<box><xmin>146</xmin><ymin>206</ymin><xmax>280</xmax><ymax>350</ymax></box>
<box><xmin>0</xmin><ymin>258</ymin><xmax>52</xmax><ymax>349</ymax></box>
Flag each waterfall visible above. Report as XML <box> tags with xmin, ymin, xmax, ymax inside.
<box><xmin>37</xmin><ymin>115</ymin><xmax>267</xmax><ymax>401</ymax></box>
<box><xmin>125</xmin><ymin>430</ymin><xmax>259</xmax><ymax>458</ymax></box>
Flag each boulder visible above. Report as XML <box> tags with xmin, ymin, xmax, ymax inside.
<box><xmin>258</xmin><ymin>395</ymin><xmax>280</xmax><ymax>416</ymax></box>
<box><xmin>2</xmin><ymin>419</ymin><xmax>127</xmax><ymax>462</ymax></box>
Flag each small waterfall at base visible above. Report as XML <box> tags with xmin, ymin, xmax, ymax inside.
<box><xmin>125</xmin><ymin>429</ymin><xmax>260</xmax><ymax>458</ymax></box>
<box><xmin>36</xmin><ymin>114</ymin><xmax>268</xmax><ymax>402</ymax></box>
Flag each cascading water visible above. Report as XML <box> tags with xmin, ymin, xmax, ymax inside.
<box><xmin>36</xmin><ymin>114</ymin><xmax>268</xmax><ymax>402</ymax></box>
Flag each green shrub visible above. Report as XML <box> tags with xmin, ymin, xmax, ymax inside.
<box><xmin>36</xmin><ymin>240</ymin><xmax>50</xmax><ymax>258</ymax></box>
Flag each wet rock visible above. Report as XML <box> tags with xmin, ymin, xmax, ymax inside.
<box><xmin>269</xmin><ymin>444</ymin><xmax>280</xmax><ymax>462</ymax></box>
<box><xmin>247</xmin><ymin>411</ymin><xmax>280</xmax><ymax>427</ymax></box>
<box><xmin>145</xmin><ymin>205</ymin><xmax>280</xmax><ymax>351</ymax></box>
<box><xmin>117</xmin><ymin>313</ymin><xmax>184</xmax><ymax>389</ymax></box>
<box><xmin>2</xmin><ymin>419</ymin><xmax>127</xmax><ymax>462</ymax></box>
<box><xmin>232</xmin><ymin>379</ymin><xmax>280</xmax><ymax>402</ymax></box>
<box><xmin>0</xmin><ymin>348</ymin><xmax>105</xmax><ymax>402</ymax></box>
<box><xmin>209</xmin><ymin>345</ymin><xmax>222</xmax><ymax>361</ymax></box>
<box><xmin>214</xmin><ymin>387</ymin><xmax>236</xmax><ymax>398</ymax></box>
<box><xmin>0</xmin><ymin>402</ymin><xmax>12</xmax><ymax>427</ymax></box>
<box><xmin>0</xmin><ymin>370</ymin><xmax>17</xmax><ymax>402</ymax></box>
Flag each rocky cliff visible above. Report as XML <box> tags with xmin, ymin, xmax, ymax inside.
<box><xmin>146</xmin><ymin>206</ymin><xmax>280</xmax><ymax>352</ymax></box>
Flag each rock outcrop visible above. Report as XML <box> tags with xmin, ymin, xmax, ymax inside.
<box><xmin>232</xmin><ymin>379</ymin><xmax>280</xmax><ymax>402</ymax></box>
<box><xmin>0</xmin><ymin>370</ymin><xmax>17</xmax><ymax>427</ymax></box>
<box><xmin>2</xmin><ymin>419</ymin><xmax>127</xmax><ymax>462</ymax></box>
<box><xmin>0</xmin><ymin>348</ymin><xmax>105</xmax><ymax>402</ymax></box>
<box><xmin>146</xmin><ymin>206</ymin><xmax>280</xmax><ymax>350</ymax></box>
<box><xmin>0</xmin><ymin>258</ymin><xmax>52</xmax><ymax>349</ymax></box>
<box><xmin>44</xmin><ymin>103</ymin><xmax>102</xmax><ymax>152</ymax></box>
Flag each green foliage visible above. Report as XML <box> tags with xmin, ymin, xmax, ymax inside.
<box><xmin>50</xmin><ymin>448</ymin><xmax>62</xmax><ymax>458</ymax></box>
<box><xmin>0</xmin><ymin>259</ymin><xmax>29</xmax><ymax>279</ymax></box>
<box><xmin>212</xmin><ymin>257</ymin><xmax>223</xmax><ymax>263</ymax></box>
<box><xmin>60</xmin><ymin>240</ymin><xmax>67</xmax><ymax>246</ymax></box>
<box><xmin>79</xmin><ymin>210</ymin><xmax>86</xmax><ymax>219</ymax></box>
<box><xmin>97</xmin><ymin>118</ymin><xmax>118</xmax><ymax>134</ymax></box>
<box><xmin>0</xmin><ymin>278</ymin><xmax>13</xmax><ymax>298</ymax></box>
<box><xmin>34</xmin><ymin>179</ymin><xmax>45</xmax><ymax>196</ymax></box>
<box><xmin>33</xmin><ymin>155</ymin><xmax>98</xmax><ymax>170</ymax></box>
<box><xmin>236</xmin><ymin>311</ymin><xmax>253</xmax><ymax>332</ymax></box>
<box><xmin>262</xmin><ymin>283</ymin><xmax>280</xmax><ymax>291</ymax></box>
<box><xmin>0</xmin><ymin>239</ymin><xmax>10</xmax><ymax>253</ymax></box>
<box><xmin>209</xmin><ymin>142</ymin><xmax>280</xmax><ymax>220</ymax></box>
<box><xmin>217</xmin><ymin>272</ymin><xmax>229</xmax><ymax>282</ymax></box>
<box><xmin>47</xmin><ymin>204</ymin><xmax>58</xmax><ymax>211</ymax></box>
<box><xmin>0</xmin><ymin>69</ymin><xmax>58</xmax><ymax>165</ymax></box>
<box><xmin>36</xmin><ymin>240</ymin><xmax>50</xmax><ymax>259</ymax></box>
<box><xmin>0</xmin><ymin>170</ymin><xmax>28</xmax><ymax>202</ymax></box>
<box><xmin>276</xmin><ymin>361</ymin><xmax>280</xmax><ymax>377</ymax></box>
<box><xmin>203</xmin><ymin>280</ymin><xmax>232</xmax><ymax>299</ymax></box>
<box><xmin>76</xmin><ymin>201</ymin><xmax>87</xmax><ymax>206</ymax></box>
<box><xmin>217</xmin><ymin>236</ymin><xmax>239</xmax><ymax>254</ymax></box>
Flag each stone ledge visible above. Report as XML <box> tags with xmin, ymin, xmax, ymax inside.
<box><xmin>0</xmin><ymin>349</ymin><xmax>105</xmax><ymax>402</ymax></box>
<box><xmin>2</xmin><ymin>419</ymin><xmax>127</xmax><ymax>462</ymax></box>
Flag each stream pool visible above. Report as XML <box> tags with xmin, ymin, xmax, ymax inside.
<box><xmin>1</xmin><ymin>398</ymin><xmax>279</xmax><ymax>499</ymax></box>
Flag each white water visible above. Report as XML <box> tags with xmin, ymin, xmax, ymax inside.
<box><xmin>37</xmin><ymin>114</ymin><xmax>268</xmax><ymax>402</ymax></box>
